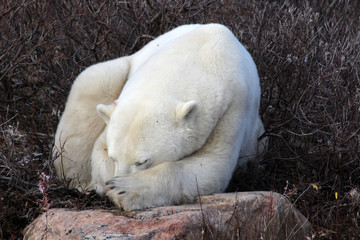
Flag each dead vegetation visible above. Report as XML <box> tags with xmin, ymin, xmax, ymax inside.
<box><xmin>1</xmin><ymin>0</ymin><xmax>360</xmax><ymax>239</ymax></box>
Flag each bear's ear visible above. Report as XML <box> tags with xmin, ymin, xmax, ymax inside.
<box><xmin>97</xmin><ymin>103</ymin><xmax>115</xmax><ymax>124</ymax></box>
<box><xmin>176</xmin><ymin>100</ymin><xmax>198</xmax><ymax>121</ymax></box>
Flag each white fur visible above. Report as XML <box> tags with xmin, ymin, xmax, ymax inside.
<box><xmin>53</xmin><ymin>23</ymin><xmax>266</xmax><ymax>210</ymax></box>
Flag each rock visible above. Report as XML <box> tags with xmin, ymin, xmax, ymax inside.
<box><xmin>23</xmin><ymin>192</ymin><xmax>312</xmax><ymax>240</ymax></box>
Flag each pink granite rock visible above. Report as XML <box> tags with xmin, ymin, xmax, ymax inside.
<box><xmin>24</xmin><ymin>192</ymin><xmax>312</xmax><ymax>240</ymax></box>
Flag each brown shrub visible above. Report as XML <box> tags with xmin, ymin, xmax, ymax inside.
<box><xmin>1</xmin><ymin>0</ymin><xmax>359</xmax><ymax>239</ymax></box>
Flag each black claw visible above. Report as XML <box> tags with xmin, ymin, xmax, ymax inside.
<box><xmin>105</xmin><ymin>180</ymin><xmax>113</xmax><ymax>185</ymax></box>
<box><xmin>110</xmin><ymin>186</ymin><xmax>115</xmax><ymax>190</ymax></box>
<box><xmin>118</xmin><ymin>191</ymin><xmax>126</xmax><ymax>195</ymax></box>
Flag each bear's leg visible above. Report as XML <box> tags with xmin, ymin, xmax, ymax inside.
<box><xmin>105</xmin><ymin>145</ymin><xmax>241</xmax><ymax>211</ymax></box>
<box><xmin>53</xmin><ymin>56</ymin><xmax>131</xmax><ymax>191</ymax></box>
<box><xmin>87</xmin><ymin>127</ymin><xmax>115</xmax><ymax>196</ymax></box>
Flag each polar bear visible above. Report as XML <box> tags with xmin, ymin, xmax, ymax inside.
<box><xmin>53</xmin><ymin>23</ymin><xmax>266</xmax><ymax>210</ymax></box>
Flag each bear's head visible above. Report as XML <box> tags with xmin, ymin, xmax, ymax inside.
<box><xmin>96</xmin><ymin>97</ymin><xmax>203</xmax><ymax>175</ymax></box>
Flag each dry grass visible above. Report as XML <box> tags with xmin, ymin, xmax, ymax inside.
<box><xmin>1</xmin><ymin>0</ymin><xmax>360</xmax><ymax>239</ymax></box>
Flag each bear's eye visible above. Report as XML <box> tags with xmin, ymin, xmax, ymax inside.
<box><xmin>135</xmin><ymin>158</ymin><xmax>150</xmax><ymax>166</ymax></box>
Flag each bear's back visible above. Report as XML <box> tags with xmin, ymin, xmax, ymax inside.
<box><xmin>129</xmin><ymin>24</ymin><xmax>202</xmax><ymax>76</ymax></box>
<box><xmin>121</xmin><ymin>24</ymin><xmax>259</xmax><ymax>110</ymax></box>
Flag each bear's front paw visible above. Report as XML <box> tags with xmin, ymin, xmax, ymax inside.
<box><xmin>105</xmin><ymin>173</ymin><xmax>168</xmax><ymax>211</ymax></box>
<box><xmin>86</xmin><ymin>183</ymin><xmax>106</xmax><ymax>196</ymax></box>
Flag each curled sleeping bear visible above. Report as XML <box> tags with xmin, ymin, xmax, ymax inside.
<box><xmin>53</xmin><ymin>23</ymin><xmax>266</xmax><ymax>211</ymax></box>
